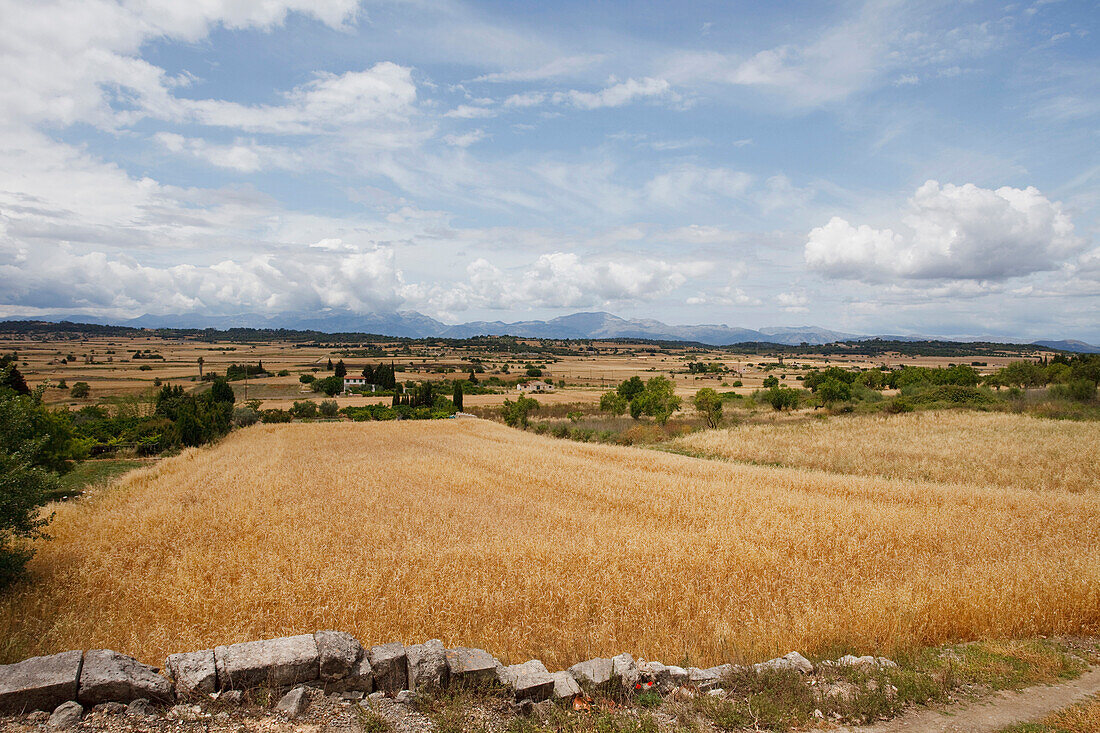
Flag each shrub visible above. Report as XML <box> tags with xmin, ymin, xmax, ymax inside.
<box><xmin>1050</xmin><ymin>379</ymin><xmax>1097</xmax><ymax>402</ymax></box>
<box><xmin>232</xmin><ymin>406</ymin><xmax>259</xmax><ymax>427</ymax></box>
<box><xmin>70</xmin><ymin>382</ymin><xmax>91</xmax><ymax>399</ymax></box>
<box><xmin>764</xmin><ymin>386</ymin><xmax>800</xmax><ymax>411</ymax></box>
<box><xmin>291</xmin><ymin>401</ymin><xmax>319</xmax><ymax>419</ymax></box>
<box><xmin>884</xmin><ymin>397</ymin><xmax>914</xmax><ymax>414</ymax></box>
<box><xmin>762</xmin><ymin>375</ymin><xmax>779</xmax><ymax>389</ymax></box>
<box><xmin>319</xmin><ymin>400</ymin><xmax>339</xmax><ymax>417</ymax></box>
<box><xmin>299</xmin><ymin>374</ymin><xmax>315</xmax><ymax>384</ymax></box>
<box><xmin>259</xmin><ymin>409</ymin><xmax>293</xmax><ymax>423</ymax></box>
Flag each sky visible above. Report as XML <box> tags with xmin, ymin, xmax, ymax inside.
<box><xmin>0</xmin><ymin>0</ymin><xmax>1098</xmax><ymax>341</ymax></box>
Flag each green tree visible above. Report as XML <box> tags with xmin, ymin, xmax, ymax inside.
<box><xmin>70</xmin><ymin>382</ymin><xmax>90</xmax><ymax>398</ymax></box>
<box><xmin>693</xmin><ymin>388</ymin><xmax>723</xmax><ymax>429</ymax></box>
<box><xmin>0</xmin><ymin>357</ymin><xmax>29</xmax><ymax>395</ymax></box>
<box><xmin>502</xmin><ymin>396</ymin><xmax>540</xmax><ymax>428</ymax></box>
<box><xmin>617</xmin><ymin>376</ymin><xmax>645</xmax><ymax>401</ymax></box>
<box><xmin>525</xmin><ymin>366</ymin><xmax>543</xmax><ymax>377</ymax></box>
<box><xmin>818</xmin><ymin>378</ymin><xmax>851</xmax><ymax>406</ymax></box>
<box><xmin>764</xmin><ymin>386</ymin><xmax>800</xmax><ymax>411</ymax></box>
<box><xmin>299</xmin><ymin>374</ymin><xmax>315</xmax><ymax>384</ymax></box>
<box><xmin>599</xmin><ymin>390</ymin><xmax>628</xmax><ymax>415</ymax></box>
<box><xmin>334</xmin><ymin>360</ymin><xmax>347</xmax><ymax>379</ymax></box>
<box><xmin>762</xmin><ymin>375</ymin><xmax>779</xmax><ymax>389</ymax></box>
<box><xmin>319</xmin><ymin>400</ymin><xmax>339</xmax><ymax>417</ymax></box>
<box><xmin>209</xmin><ymin>378</ymin><xmax>235</xmax><ymax>404</ymax></box>
<box><xmin>311</xmin><ymin>375</ymin><xmax>343</xmax><ymax>397</ymax></box>
<box><xmin>453</xmin><ymin>381</ymin><xmax>464</xmax><ymax>412</ymax></box>
<box><xmin>633</xmin><ymin>376</ymin><xmax>682</xmax><ymax>425</ymax></box>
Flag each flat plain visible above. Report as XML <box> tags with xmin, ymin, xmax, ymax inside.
<box><xmin>2</xmin><ymin>418</ymin><xmax>1098</xmax><ymax>671</ymax></box>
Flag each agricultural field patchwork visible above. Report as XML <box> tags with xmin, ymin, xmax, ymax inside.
<box><xmin>2</xmin><ymin>418</ymin><xmax>1098</xmax><ymax>673</ymax></box>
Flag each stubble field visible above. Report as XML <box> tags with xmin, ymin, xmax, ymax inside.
<box><xmin>2</xmin><ymin>418</ymin><xmax>1098</xmax><ymax>672</ymax></box>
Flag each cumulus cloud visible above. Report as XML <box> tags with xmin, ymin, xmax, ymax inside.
<box><xmin>804</xmin><ymin>181</ymin><xmax>1083</xmax><ymax>281</ymax></box>
<box><xmin>0</xmin><ymin>245</ymin><xmax>405</xmax><ymax>315</ymax></box>
<box><xmin>411</xmin><ymin>253</ymin><xmax>709</xmax><ymax>312</ymax></box>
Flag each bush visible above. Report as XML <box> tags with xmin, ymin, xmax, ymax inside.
<box><xmin>311</xmin><ymin>375</ymin><xmax>343</xmax><ymax>397</ymax></box>
<box><xmin>764</xmin><ymin>386</ymin><xmax>800</xmax><ymax>411</ymax></box>
<box><xmin>232</xmin><ymin>406</ymin><xmax>259</xmax><ymax>427</ymax></box>
<box><xmin>0</xmin><ymin>382</ymin><xmax>69</xmax><ymax>587</ymax></box>
<box><xmin>260</xmin><ymin>409</ymin><xmax>293</xmax><ymax>423</ymax></box>
<box><xmin>1049</xmin><ymin>379</ymin><xmax>1097</xmax><ymax>402</ymax></box>
<box><xmin>319</xmin><ymin>400</ymin><xmax>339</xmax><ymax>417</ymax></box>
<box><xmin>299</xmin><ymin>374</ymin><xmax>315</xmax><ymax>384</ymax></box>
<box><xmin>291</xmin><ymin>400</ymin><xmax>319</xmax><ymax>419</ymax></box>
<box><xmin>70</xmin><ymin>382</ymin><xmax>90</xmax><ymax>399</ymax></box>
<box><xmin>884</xmin><ymin>397</ymin><xmax>914</xmax><ymax>414</ymax></box>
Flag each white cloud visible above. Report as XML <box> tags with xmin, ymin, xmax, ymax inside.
<box><xmin>805</xmin><ymin>181</ymin><xmax>1083</xmax><ymax>281</ymax></box>
<box><xmin>443</xmin><ymin>104</ymin><xmax>496</xmax><ymax>119</ymax></box>
<box><xmin>0</xmin><ymin>245</ymin><xmax>406</xmax><ymax>316</ymax></box>
<box><xmin>645</xmin><ymin>165</ymin><xmax>753</xmax><ymax>209</ymax></box>
<box><xmin>442</xmin><ymin>129</ymin><xmax>489</xmax><ymax>148</ymax></box>
<box><xmin>154</xmin><ymin>133</ymin><xmax>300</xmax><ymax>172</ymax></box>
<box><xmin>0</xmin><ymin>0</ymin><xmax>360</xmax><ymax>130</ymax></box>
<box><xmin>472</xmin><ymin>54</ymin><xmax>604</xmax><ymax>83</ymax></box>
<box><xmin>411</xmin><ymin>252</ymin><xmax>709</xmax><ymax>312</ymax></box>
<box><xmin>554</xmin><ymin>77</ymin><xmax>677</xmax><ymax>109</ymax></box>
<box><xmin>182</xmin><ymin>64</ymin><xmax>420</xmax><ymax>136</ymax></box>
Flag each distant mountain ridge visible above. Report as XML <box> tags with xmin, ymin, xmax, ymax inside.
<box><xmin>11</xmin><ymin>309</ymin><xmax>1098</xmax><ymax>349</ymax></box>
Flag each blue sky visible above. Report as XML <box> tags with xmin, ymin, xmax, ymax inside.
<box><xmin>1</xmin><ymin>0</ymin><xmax>1097</xmax><ymax>339</ymax></box>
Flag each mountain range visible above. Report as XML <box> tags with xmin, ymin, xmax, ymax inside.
<box><xmin>15</xmin><ymin>310</ymin><xmax>1100</xmax><ymax>351</ymax></box>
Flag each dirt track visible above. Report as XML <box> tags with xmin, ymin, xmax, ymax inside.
<box><xmin>839</xmin><ymin>665</ymin><xmax>1100</xmax><ymax>733</ymax></box>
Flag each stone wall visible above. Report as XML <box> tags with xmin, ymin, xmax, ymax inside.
<box><xmin>0</xmin><ymin>631</ymin><xmax>895</xmax><ymax>721</ymax></box>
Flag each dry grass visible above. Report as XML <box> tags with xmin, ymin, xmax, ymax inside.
<box><xmin>2</xmin><ymin>419</ymin><xmax>1099</xmax><ymax>671</ymax></box>
<box><xmin>671</xmin><ymin>411</ymin><xmax>1100</xmax><ymax>493</ymax></box>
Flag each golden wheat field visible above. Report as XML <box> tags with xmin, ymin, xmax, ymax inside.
<box><xmin>672</xmin><ymin>411</ymin><xmax>1100</xmax><ymax>493</ymax></box>
<box><xmin>2</xmin><ymin>418</ymin><xmax>1099</xmax><ymax>672</ymax></box>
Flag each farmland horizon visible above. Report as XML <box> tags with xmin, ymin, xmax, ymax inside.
<box><xmin>5</xmin><ymin>310</ymin><xmax>1100</xmax><ymax>351</ymax></box>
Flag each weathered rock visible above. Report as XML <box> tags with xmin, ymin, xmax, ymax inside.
<box><xmin>836</xmin><ymin>655</ymin><xmax>898</xmax><ymax>669</ymax></box>
<box><xmin>165</xmin><ymin>649</ymin><xmax>216</xmax><ymax>698</ymax></box>
<box><xmin>395</xmin><ymin>689</ymin><xmax>417</xmax><ymax>704</ymax></box>
<box><xmin>405</xmin><ymin>639</ymin><xmax>448</xmax><ymax>693</ymax></box>
<box><xmin>315</xmin><ymin>631</ymin><xmax>363</xmax><ymax>683</ymax></box>
<box><xmin>611</xmin><ymin>653</ymin><xmax>639</xmax><ymax>691</ymax></box>
<box><xmin>341</xmin><ymin>690</ymin><xmax>365</xmax><ymax>701</ymax></box>
<box><xmin>126</xmin><ymin>698</ymin><xmax>155</xmax><ymax>717</ymax></box>
<box><xmin>78</xmin><ymin>650</ymin><xmax>173</xmax><ymax>706</ymax></box>
<box><xmin>166</xmin><ymin>703</ymin><xmax>203</xmax><ymax>721</ymax></box>
<box><xmin>214</xmin><ymin>635</ymin><xmax>319</xmax><ymax>690</ymax></box>
<box><xmin>95</xmin><ymin>701</ymin><xmax>127</xmax><ymax>714</ymax></box>
<box><xmin>218</xmin><ymin>690</ymin><xmax>242</xmax><ymax>706</ymax></box>
<box><xmin>46</xmin><ymin>701</ymin><xmax>83</xmax><ymax>730</ymax></box>
<box><xmin>511</xmin><ymin>699</ymin><xmax>535</xmax><ymax>716</ymax></box>
<box><xmin>666</xmin><ymin>665</ymin><xmax>689</xmax><ymax>689</ymax></box>
<box><xmin>0</xmin><ymin>650</ymin><xmax>83</xmax><ymax>714</ymax></box>
<box><xmin>367</xmin><ymin>643</ymin><xmax>406</xmax><ymax>695</ymax></box>
<box><xmin>568</xmin><ymin>657</ymin><xmax>614</xmax><ymax>689</ymax></box>
<box><xmin>275</xmin><ymin>685</ymin><xmax>310</xmax><ymax>717</ymax></box>
<box><xmin>445</xmin><ymin>647</ymin><xmax>500</xmax><ymax>687</ymax></box>
<box><xmin>638</xmin><ymin>661</ymin><xmax>670</xmax><ymax>691</ymax></box>
<box><xmin>26</xmin><ymin>710</ymin><xmax>50</xmax><ymax>723</ymax></box>
<box><xmin>754</xmin><ymin>652</ymin><xmax>813</xmax><ymax>675</ymax></box>
<box><xmin>687</xmin><ymin>665</ymin><xmax>729</xmax><ymax>691</ymax></box>
<box><xmin>501</xmin><ymin>661</ymin><xmax>554</xmax><ymax>702</ymax></box>
<box><xmin>549</xmin><ymin>671</ymin><xmax>581</xmax><ymax>700</ymax></box>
